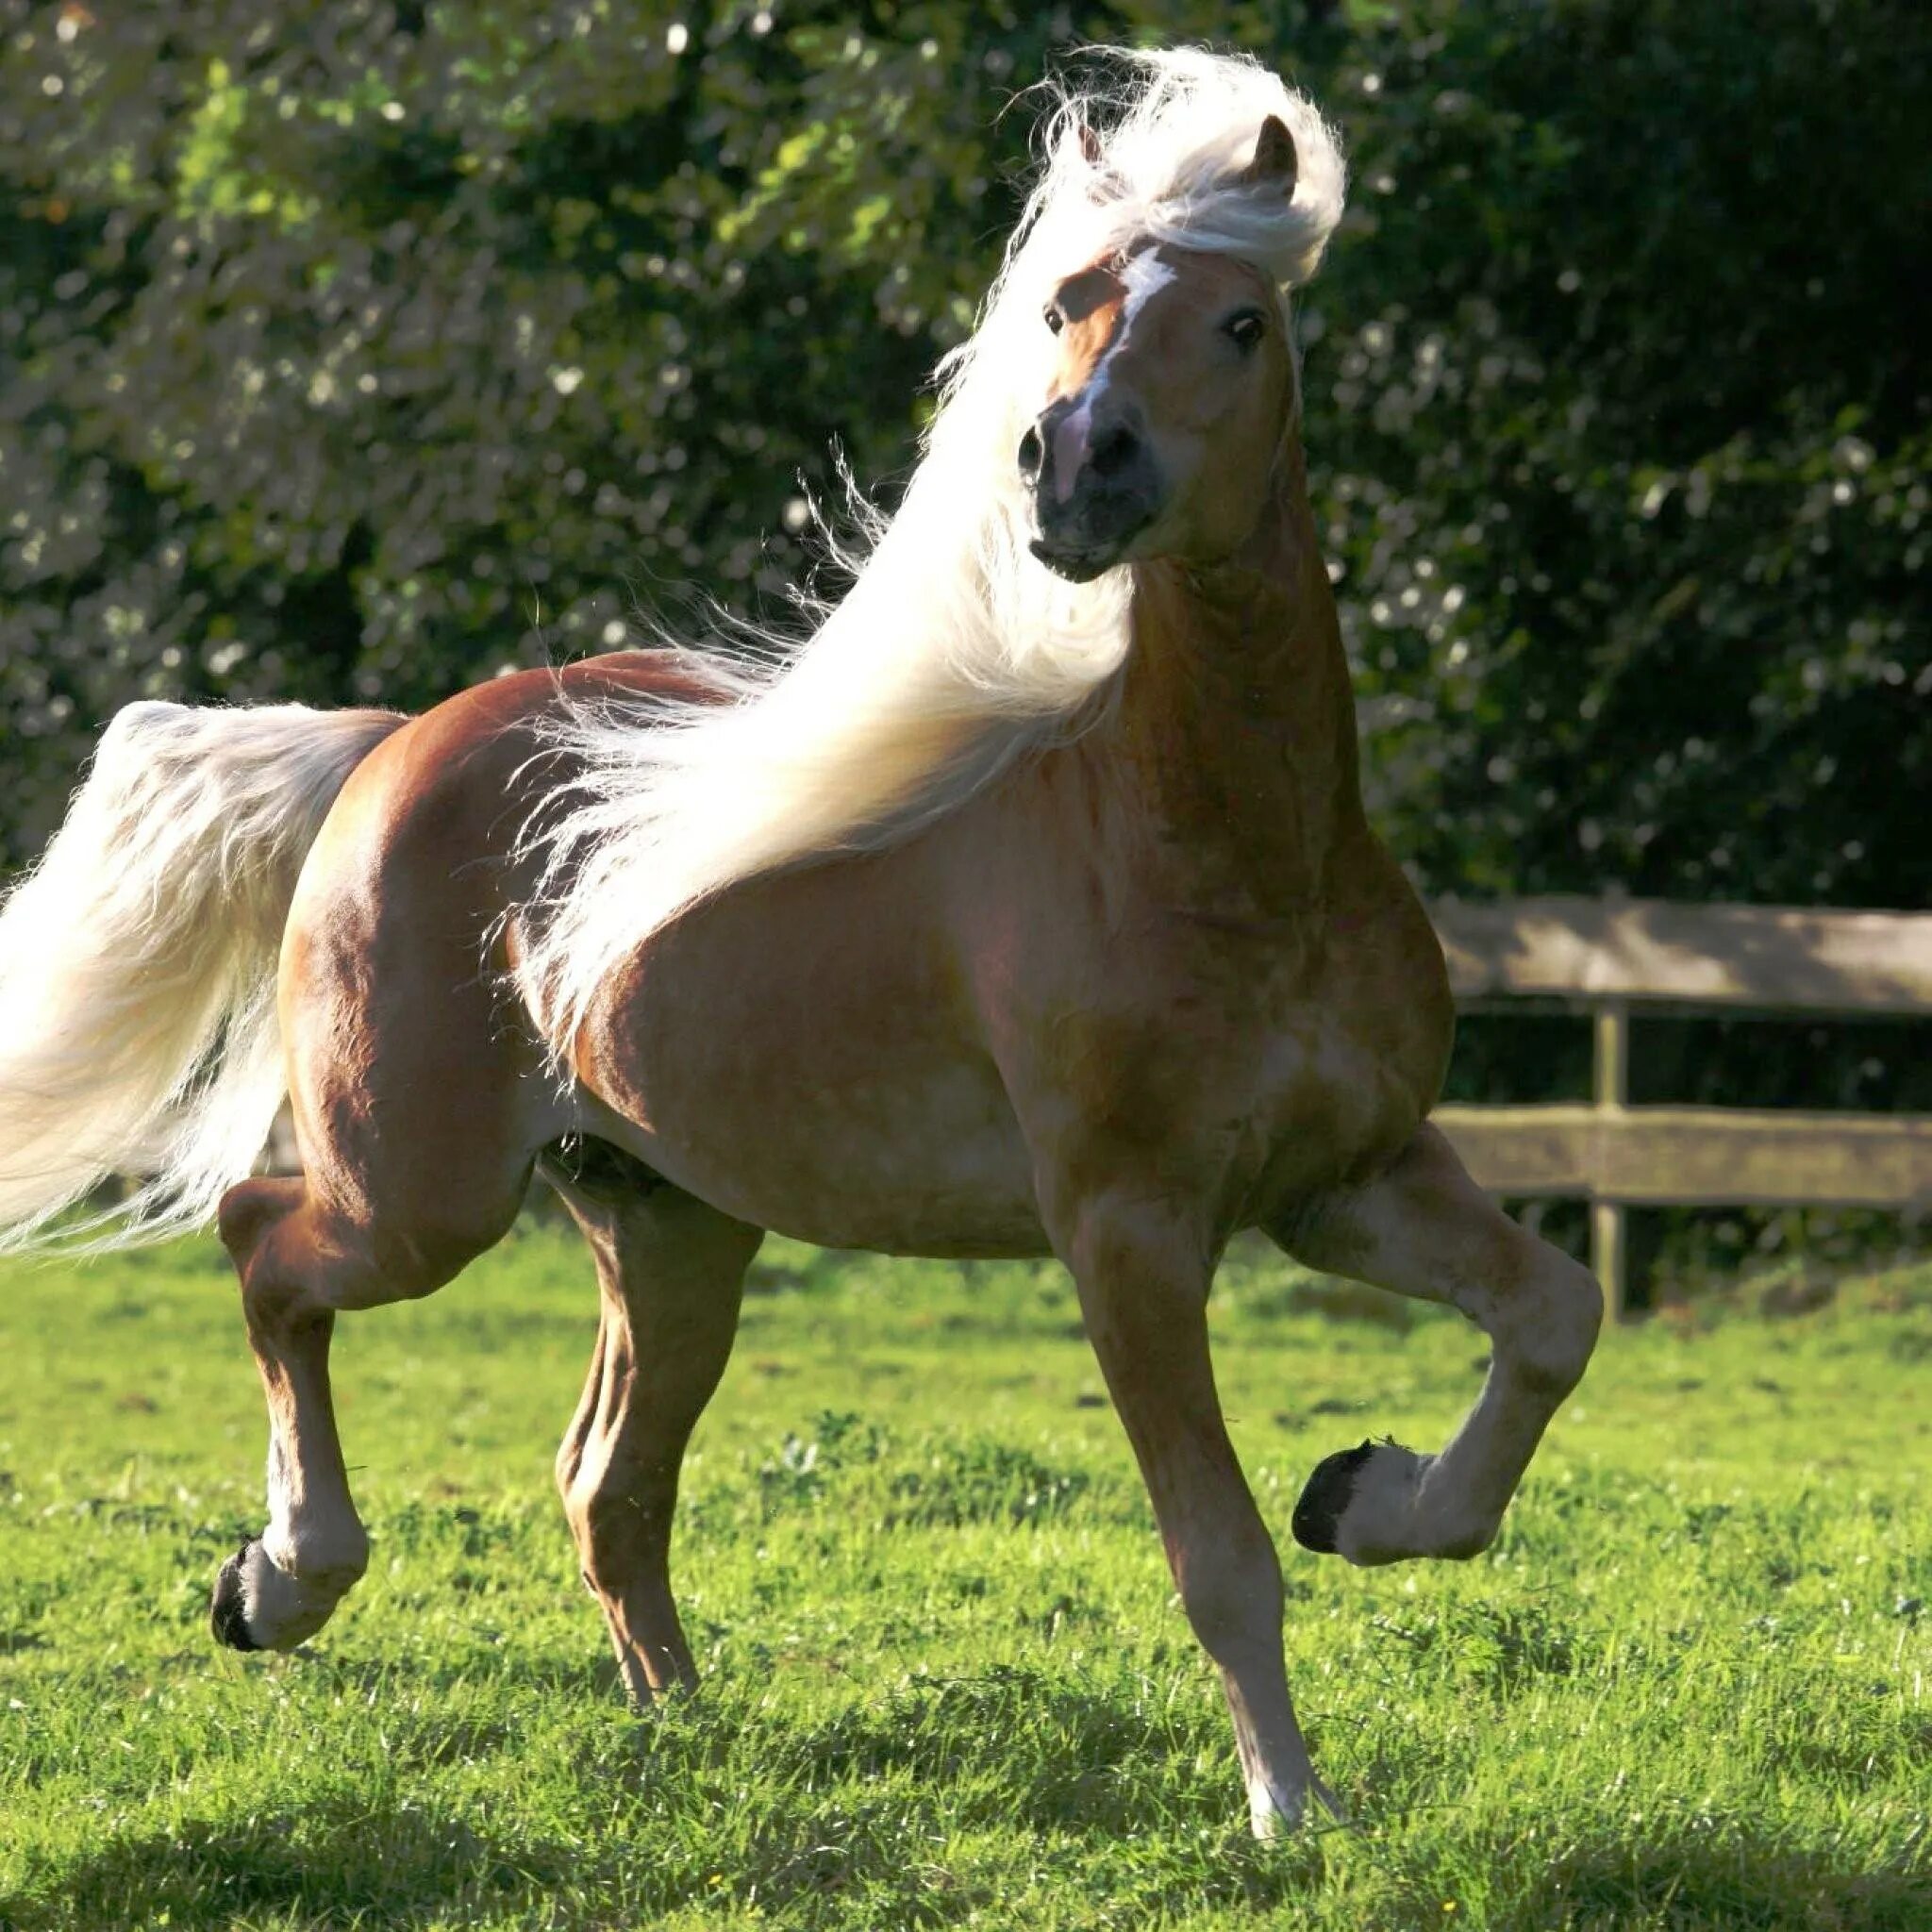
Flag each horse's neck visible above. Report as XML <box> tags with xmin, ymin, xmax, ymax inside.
<box><xmin>1101</xmin><ymin>444</ymin><xmax>1365</xmax><ymax>909</ymax></box>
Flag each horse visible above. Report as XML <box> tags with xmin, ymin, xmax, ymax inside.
<box><xmin>0</xmin><ymin>48</ymin><xmax>1599</xmax><ymax>1836</ymax></box>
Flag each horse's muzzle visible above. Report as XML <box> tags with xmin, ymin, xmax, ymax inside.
<box><xmin>1022</xmin><ymin>399</ymin><xmax>1162</xmax><ymax>579</ymax></box>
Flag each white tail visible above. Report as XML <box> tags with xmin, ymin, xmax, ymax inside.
<box><xmin>0</xmin><ymin>701</ymin><xmax>405</xmax><ymax>1253</ymax></box>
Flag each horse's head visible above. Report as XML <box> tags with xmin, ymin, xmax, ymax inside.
<box><xmin>1019</xmin><ymin>117</ymin><xmax>1302</xmax><ymax>584</ymax></box>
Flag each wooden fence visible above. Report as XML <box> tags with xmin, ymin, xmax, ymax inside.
<box><xmin>1428</xmin><ymin>897</ymin><xmax>1932</xmax><ymax>1318</ymax></box>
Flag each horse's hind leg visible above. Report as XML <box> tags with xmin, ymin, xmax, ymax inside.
<box><xmin>201</xmin><ymin>687</ymin><xmax>591</xmax><ymax>1652</ymax></box>
<box><xmin>209</xmin><ymin>1176</ymin><xmax>362</xmax><ymax>1651</ymax></box>
<box><xmin>543</xmin><ymin>1141</ymin><xmax>761</xmax><ymax>1705</ymax></box>
<box><xmin>1270</xmin><ymin>1123</ymin><xmax>1602</xmax><ymax>1566</ymax></box>
<box><xmin>207</xmin><ymin>835</ymin><xmax>552</xmax><ymax>1647</ymax></box>
<box><xmin>209</xmin><ymin>1159</ymin><xmax>530</xmax><ymax>1652</ymax></box>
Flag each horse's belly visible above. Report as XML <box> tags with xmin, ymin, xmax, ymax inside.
<box><xmin>599</xmin><ymin>1060</ymin><xmax>1046</xmax><ymax>1257</ymax></box>
<box><xmin>573</xmin><ymin>877</ymin><xmax>1048</xmax><ymax>1257</ymax></box>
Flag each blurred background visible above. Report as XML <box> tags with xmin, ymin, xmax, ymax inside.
<box><xmin>2</xmin><ymin>0</ymin><xmax>1926</xmax><ymax>1297</ymax></box>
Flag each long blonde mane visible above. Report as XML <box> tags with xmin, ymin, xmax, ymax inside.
<box><xmin>519</xmin><ymin>46</ymin><xmax>1347</xmax><ymax>1048</ymax></box>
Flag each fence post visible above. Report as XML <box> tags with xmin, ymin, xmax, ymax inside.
<box><xmin>1591</xmin><ymin>998</ymin><xmax>1628</xmax><ymax>1319</ymax></box>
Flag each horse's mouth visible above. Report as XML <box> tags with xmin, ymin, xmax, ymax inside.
<box><xmin>1027</xmin><ymin>532</ymin><xmax>1141</xmax><ymax>583</ymax></box>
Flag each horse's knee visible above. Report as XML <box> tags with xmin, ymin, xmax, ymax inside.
<box><xmin>1503</xmin><ymin>1242</ymin><xmax>1602</xmax><ymax>1397</ymax></box>
<box><xmin>564</xmin><ymin>1456</ymin><xmax>674</xmax><ymax>1591</ymax></box>
<box><xmin>1172</xmin><ymin>1519</ymin><xmax>1283</xmax><ymax>1659</ymax></box>
<box><xmin>574</xmin><ymin>1466</ymin><xmax>667</xmax><ymax>1552</ymax></box>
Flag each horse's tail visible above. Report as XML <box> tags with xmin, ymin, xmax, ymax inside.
<box><xmin>0</xmin><ymin>701</ymin><xmax>407</xmax><ymax>1254</ymax></box>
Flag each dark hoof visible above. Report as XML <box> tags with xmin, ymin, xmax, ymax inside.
<box><xmin>1291</xmin><ymin>1440</ymin><xmax>1376</xmax><ymax>1554</ymax></box>
<box><xmin>209</xmin><ymin>1537</ymin><xmax>262</xmax><ymax>1652</ymax></box>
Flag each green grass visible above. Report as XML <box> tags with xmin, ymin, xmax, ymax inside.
<box><xmin>1</xmin><ymin>1228</ymin><xmax>1927</xmax><ymax>1931</ymax></box>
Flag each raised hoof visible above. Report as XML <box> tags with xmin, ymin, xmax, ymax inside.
<box><xmin>1291</xmin><ymin>1439</ymin><xmax>1376</xmax><ymax>1554</ymax></box>
<box><xmin>209</xmin><ymin>1537</ymin><xmax>263</xmax><ymax>1652</ymax></box>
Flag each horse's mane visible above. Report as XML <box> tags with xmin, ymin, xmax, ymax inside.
<box><xmin>519</xmin><ymin>45</ymin><xmax>1347</xmax><ymax>1048</ymax></box>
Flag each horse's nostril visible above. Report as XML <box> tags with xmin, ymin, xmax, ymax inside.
<box><xmin>1017</xmin><ymin>425</ymin><xmax>1043</xmax><ymax>478</ymax></box>
<box><xmin>1090</xmin><ymin>422</ymin><xmax>1139</xmax><ymax>478</ymax></box>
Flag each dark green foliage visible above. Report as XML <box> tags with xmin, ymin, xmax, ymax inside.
<box><xmin>1315</xmin><ymin>4</ymin><xmax>1928</xmax><ymax>915</ymax></box>
<box><xmin>5</xmin><ymin>0</ymin><xmax>1925</xmax><ymax>892</ymax></box>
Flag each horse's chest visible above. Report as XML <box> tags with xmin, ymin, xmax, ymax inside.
<box><xmin>1240</xmin><ymin>1009</ymin><xmax>1426</xmax><ymax>1198</ymax></box>
<box><xmin>1041</xmin><ymin>939</ymin><xmax>1437</xmax><ymax>1216</ymax></box>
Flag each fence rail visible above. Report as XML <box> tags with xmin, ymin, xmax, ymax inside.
<box><xmin>1427</xmin><ymin>896</ymin><xmax>1932</xmax><ymax>1317</ymax></box>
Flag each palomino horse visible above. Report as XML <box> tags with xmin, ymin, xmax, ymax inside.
<box><xmin>0</xmin><ymin>50</ymin><xmax>1598</xmax><ymax>1835</ymax></box>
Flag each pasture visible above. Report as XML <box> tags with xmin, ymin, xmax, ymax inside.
<box><xmin>1</xmin><ymin>1228</ymin><xmax>1927</xmax><ymax>1930</ymax></box>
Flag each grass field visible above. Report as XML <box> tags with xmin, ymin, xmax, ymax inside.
<box><xmin>1</xmin><ymin>1227</ymin><xmax>1927</xmax><ymax>1931</ymax></box>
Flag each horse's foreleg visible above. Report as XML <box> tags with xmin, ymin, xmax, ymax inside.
<box><xmin>546</xmin><ymin>1149</ymin><xmax>760</xmax><ymax>1706</ymax></box>
<box><xmin>1271</xmin><ymin>1122</ymin><xmax>1602</xmax><ymax>1566</ymax></box>
<box><xmin>1057</xmin><ymin>1195</ymin><xmax>1336</xmax><ymax>1839</ymax></box>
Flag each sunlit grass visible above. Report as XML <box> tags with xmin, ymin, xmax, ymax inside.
<box><xmin>2</xmin><ymin>1228</ymin><xmax>1927</xmax><ymax>1928</ymax></box>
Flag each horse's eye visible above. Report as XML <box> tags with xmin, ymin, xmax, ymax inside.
<box><xmin>1044</xmin><ymin>306</ymin><xmax>1065</xmax><ymax>337</ymax></box>
<box><xmin>1224</xmin><ymin>308</ymin><xmax>1267</xmax><ymax>352</ymax></box>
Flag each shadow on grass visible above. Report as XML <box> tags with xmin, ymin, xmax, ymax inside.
<box><xmin>15</xmin><ymin>1647</ymin><xmax>1929</xmax><ymax>1929</ymax></box>
<box><xmin>1519</xmin><ymin>1834</ymin><xmax>1931</xmax><ymax>1931</ymax></box>
<box><xmin>1</xmin><ymin>1801</ymin><xmax>579</xmax><ymax>1932</ymax></box>
<box><xmin>1</xmin><ymin>1798</ymin><xmax>1325</xmax><ymax>1932</ymax></box>
<box><xmin>0</xmin><ymin>1673</ymin><xmax>1325</xmax><ymax>1929</ymax></box>
<box><xmin>9</xmin><ymin>1777</ymin><xmax>1927</xmax><ymax>1932</ymax></box>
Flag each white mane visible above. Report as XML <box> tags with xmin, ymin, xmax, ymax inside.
<box><xmin>519</xmin><ymin>45</ymin><xmax>1346</xmax><ymax>1048</ymax></box>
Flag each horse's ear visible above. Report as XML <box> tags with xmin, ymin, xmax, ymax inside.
<box><xmin>1077</xmin><ymin>119</ymin><xmax>1103</xmax><ymax>167</ymax></box>
<box><xmin>1238</xmin><ymin>114</ymin><xmax>1299</xmax><ymax>196</ymax></box>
